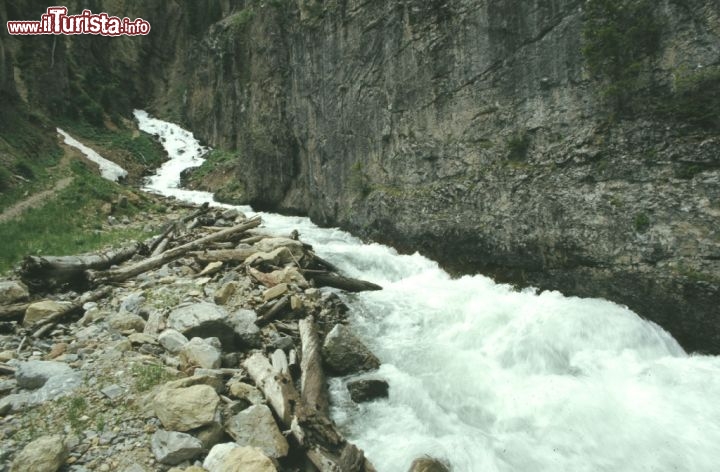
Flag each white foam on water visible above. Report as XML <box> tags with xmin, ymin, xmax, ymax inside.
<box><xmin>57</xmin><ymin>128</ymin><xmax>128</xmax><ymax>182</ymax></box>
<box><xmin>136</xmin><ymin>110</ymin><xmax>720</xmax><ymax>472</ymax></box>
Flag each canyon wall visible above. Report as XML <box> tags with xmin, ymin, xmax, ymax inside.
<box><xmin>3</xmin><ymin>0</ymin><xmax>719</xmax><ymax>352</ymax></box>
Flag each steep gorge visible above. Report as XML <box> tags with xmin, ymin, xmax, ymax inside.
<box><xmin>2</xmin><ymin>0</ymin><xmax>719</xmax><ymax>353</ymax></box>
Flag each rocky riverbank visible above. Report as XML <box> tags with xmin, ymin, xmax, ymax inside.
<box><xmin>0</xmin><ymin>200</ymin><xmax>444</xmax><ymax>472</ymax></box>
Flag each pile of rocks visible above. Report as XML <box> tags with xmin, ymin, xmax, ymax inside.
<box><xmin>0</xmin><ymin>203</ymin><xmax>421</xmax><ymax>472</ymax></box>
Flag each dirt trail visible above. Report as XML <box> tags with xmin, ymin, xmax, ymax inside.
<box><xmin>0</xmin><ymin>176</ymin><xmax>73</xmax><ymax>223</ymax></box>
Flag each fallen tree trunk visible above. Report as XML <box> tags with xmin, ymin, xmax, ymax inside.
<box><xmin>181</xmin><ymin>202</ymin><xmax>210</xmax><ymax>223</ymax></box>
<box><xmin>244</xmin><ymin>352</ymin><xmax>298</xmax><ymax>425</ymax></box>
<box><xmin>299</xmin><ymin>317</ymin><xmax>329</xmax><ymax>416</ymax></box>
<box><xmin>307</xmin><ymin>253</ymin><xmax>341</xmax><ymax>274</ymax></box>
<box><xmin>20</xmin><ymin>241</ymin><xmax>145</xmax><ymax>292</ymax></box>
<box><xmin>256</xmin><ymin>295</ymin><xmax>290</xmax><ymax>327</ymax></box>
<box><xmin>148</xmin><ymin>202</ymin><xmax>210</xmax><ymax>255</ymax></box>
<box><xmin>151</xmin><ymin>233</ymin><xmax>172</xmax><ymax>257</ymax></box>
<box><xmin>243</xmin><ymin>352</ymin><xmax>375</xmax><ymax>472</ymax></box>
<box><xmin>87</xmin><ymin>216</ymin><xmax>261</xmax><ymax>285</ymax></box>
<box><xmin>189</xmin><ymin>248</ymin><xmax>258</xmax><ymax>263</ymax></box>
<box><xmin>303</xmin><ymin>271</ymin><xmax>382</xmax><ymax>293</ymax></box>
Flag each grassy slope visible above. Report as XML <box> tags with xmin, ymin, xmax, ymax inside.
<box><xmin>0</xmin><ymin>153</ymin><xmax>163</xmax><ymax>274</ymax></box>
<box><xmin>0</xmin><ymin>104</ymin><xmax>64</xmax><ymax>213</ymax></box>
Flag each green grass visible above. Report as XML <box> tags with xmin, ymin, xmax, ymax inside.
<box><xmin>131</xmin><ymin>363</ymin><xmax>175</xmax><ymax>392</ymax></box>
<box><xmin>215</xmin><ymin>180</ymin><xmax>247</xmax><ymax>205</ymax></box>
<box><xmin>63</xmin><ymin>395</ymin><xmax>88</xmax><ymax>433</ymax></box>
<box><xmin>0</xmin><ymin>105</ymin><xmax>64</xmax><ymax>212</ymax></box>
<box><xmin>0</xmin><ymin>161</ymin><xmax>154</xmax><ymax>273</ymax></box>
<box><xmin>60</xmin><ymin>121</ymin><xmax>166</xmax><ymax>167</ymax></box>
<box><xmin>189</xmin><ymin>149</ymin><xmax>236</xmax><ymax>181</ymax></box>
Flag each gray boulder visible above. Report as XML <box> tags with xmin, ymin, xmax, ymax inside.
<box><xmin>167</xmin><ymin>302</ymin><xmax>261</xmax><ymax>351</ymax></box>
<box><xmin>2</xmin><ymin>361</ymin><xmax>81</xmax><ymax>413</ymax></box>
<box><xmin>322</xmin><ymin>324</ymin><xmax>380</xmax><ymax>375</ymax></box>
<box><xmin>347</xmin><ymin>379</ymin><xmax>389</xmax><ymax>403</ymax></box>
<box><xmin>16</xmin><ymin>360</ymin><xmax>74</xmax><ymax>390</ymax></box>
<box><xmin>179</xmin><ymin>337</ymin><xmax>222</xmax><ymax>370</ymax></box>
<box><xmin>158</xmin><ymin>329</ymin><xmax>189</xmax><ymax>354</ymax></box>
<box><xmin>224</xmin><ymin>404</ymin><xmax>289</xmax><ymax>458</ymax></box>
<box><xmin>150</xmin><ymin>429</ymin><xmax>204</xmax><ymax>465</ymax></box>
<box><xmin>168</xmin><ymin>301</ymin><xmax>226</xmax><ymax>333</ymax></box>
<box><xmin>228</xmin><ymin>309</ymin><xmax>262</xmax><ymax>349</ymax></box>
<box><xmin>119</xmin><ymin>292</ymin><xmax>145</xmax><ymax>314</ymax></box>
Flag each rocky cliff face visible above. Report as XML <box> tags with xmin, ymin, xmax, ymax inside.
<box><xmin>174</xmin><ymin>0</ymin><xmax>720</xmax><ymax>354</ymax></box>
<box><xmin>3</xmin><ymin>1</ymin><xmax>719</xmax><ymax>353</ymax></box>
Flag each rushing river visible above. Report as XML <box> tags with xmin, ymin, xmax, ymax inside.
<box><xmin>134</xmin><ymin>110</ymin><xmax>720</xmax><ymax>472</ymax></box>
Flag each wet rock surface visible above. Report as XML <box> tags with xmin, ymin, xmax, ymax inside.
<box><xmin>347</xmin><ymin>379</ymin><xmax>389</xmax><ymax>403</ymax></box>
<box><xmin>322</xmin><ymin>324</ymin><xmax>381</xmax><ymax>376</ymax></box>
<box><xmin>408</xmin><ymin>457</ymin><xmax>451</xmax><ymax>472</ymax></box>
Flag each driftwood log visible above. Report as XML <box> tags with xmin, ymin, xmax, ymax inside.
<box><xmin>308</xmin><ymin>253</ymin><xmax>341</xmax><ymax>274</ymax></box>
<box><xmin>190</xmin><ymin>248</ymin><xmax>258</xmax><ymax>263</ymax></box>
<box><xmin>244</xmin><ymin>352</ymin><xmax>298</xmax><ymax>426</ymax></box>
<box><xmin>243</xmin><ymin>351</ymin><xmax>375</xmax><ymax>472</ymax></box>
<box><xmin>20</xmin><ymin>241</ymin><xmax>145</xmax><ymax>291</ymax></box>
<box><xmin>148</xmin><ymin>203</ymin><xmax>210</xmax><ymax>255</ymax></box>
<box><xmin>87</xmin><ymin>216</ymin><xmax>261</xmax><ymax>285</ymax></box>
<box><xmin>256</xmin><ymin>295</ymin><xmax>290</xmax><ymax>327</ymax></box>
<box><xmin>299</xmin><ymin>317</ymin><xmax>329</xmax><ymax>416</ymax></box>
<box><xmin>303</xmin><ymin>270</ymin><xmax>382</xmax><ymax>292</ymax></box>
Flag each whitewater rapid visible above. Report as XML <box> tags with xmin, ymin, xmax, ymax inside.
<box><xmin>134</xmin><ymin>110</ymin><xmax>720</xmax><ymax>472</ymax></box>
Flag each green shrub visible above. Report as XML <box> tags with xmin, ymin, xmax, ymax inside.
<box><xmin>191</xmin><ymin>149</ymin><xmax>236</xmax><ymax>180</ymax></box>
<box><xmin>0</xmin><ymin>166</ymin><xmax>12</xmax><ymax>192</ymax></box>
<box><xmin>13</xmin><ymin>161</ymin><xmax>34</xmax><ymax>179</ymax></box>
<box><xmin>229</xmin><ymin>8</ymin><xmax>255</xmax><ymax>33</ymax></box>
<box><xmin>349</xmin><ymin>162</ymin><xmax>371</xmax><ymax>197</ymax></box>
<box><xmin>674</xmin><ymin>163</ymin><xmax>704</xmax><ymax>180</ymax></box>
<box><xmin>63</xmin><ymin>396</ymin><xmax>88</xmax><ymax>432</ymax></box>
<box><xmin>634</xmin><ymin>212</ymin><xmax>650</xmax><ymax>232</ymax></box>
<box><xmin>507</xmin><ymin>132</ymin><xmax>531</xmax><ymax>162</ymax></box>
<box><xmin>131</xmin><ymin>364</ymin><xmax>174</xmax><ymax>392</ymax></box>
<box><xmin>665</xmin><ymin>67</ymin><xmax>720</xmax><ymax>129</ymax></box>
<box><xmin>582</xmin><ymin>0</ymin><xmax>664</xmax><ymax>111</ymax></box>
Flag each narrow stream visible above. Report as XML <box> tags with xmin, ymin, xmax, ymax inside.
<box><xmin>134</xmin><ymin>110</ymin><xmax>720</xmax><ymax>472</ymax></box>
